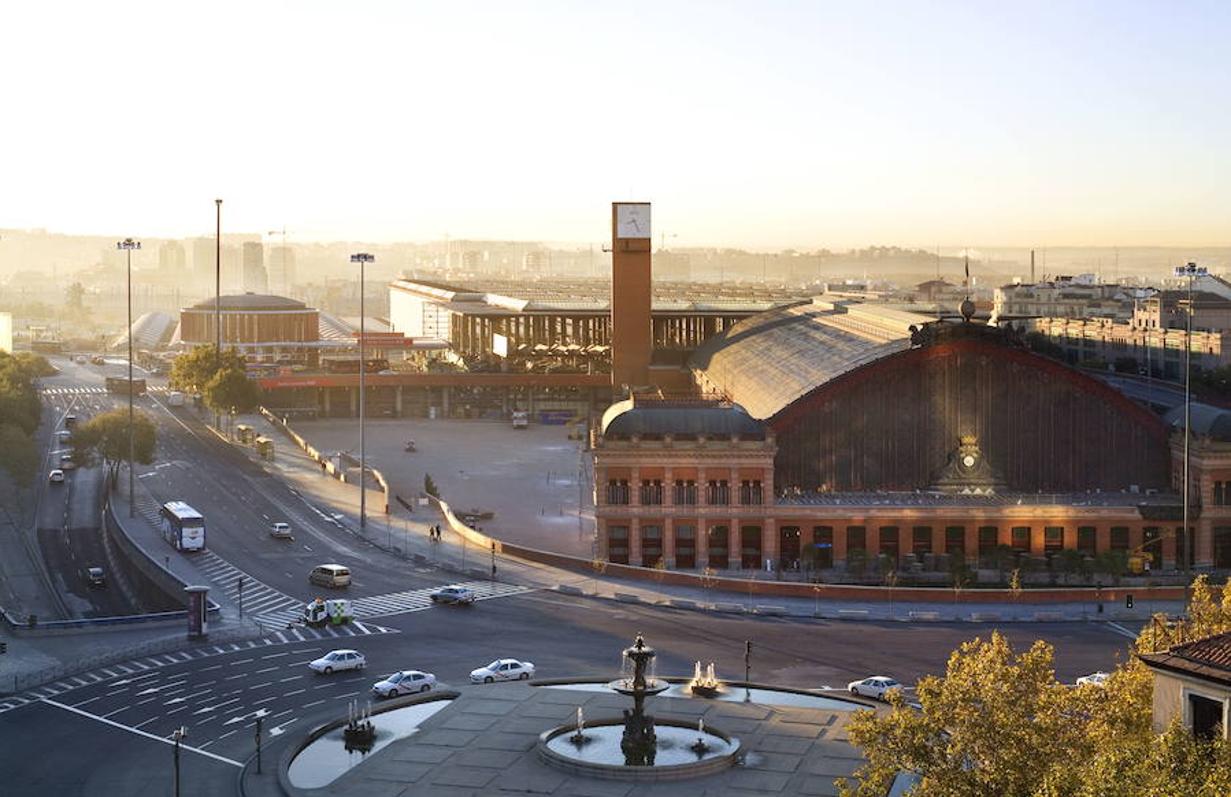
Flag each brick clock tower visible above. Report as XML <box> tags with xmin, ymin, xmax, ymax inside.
<box><xmin>611</xmin><ymin>201</ymin><xmax>652</xmax><ymax>391</ymax></box>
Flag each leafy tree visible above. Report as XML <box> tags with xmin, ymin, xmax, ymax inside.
<box><xmin>203</xmin><ymin>364</ymin><xmax>261</xmax><ymax>415</ymax></box>
<box><xmin>66</xmin><ymin>281</ymin><xmax>86</xmax><ymax>312</ymax></box>
<box><xmin>169</xmin><ymin>344</ymin><xmax>247</xmax><ymax>394</ymax></box>
<box><xmin>0</xmin><ymin>423</ymin><xmax>38</xmax><ymax>486</ymax></box>
<box><xmin>424</xmin><ymin>473</ymin><xmax>439</xmax><ymax>498</ymax></box>
<box><xmin>72</xmin><ymin>408</ymin><xmax>157</xmax><ymax>480</ymax></box>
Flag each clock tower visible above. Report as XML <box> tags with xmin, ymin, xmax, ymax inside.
<box><xmin>611</xmin><ymin>202</ymin><xmax>652</xmax><ymax>391</ymax></box>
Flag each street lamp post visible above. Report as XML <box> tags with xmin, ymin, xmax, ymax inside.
<box><xmin>171</xmin><ymin>725</ymin><xmax>187</xmax><ymax>797</ymax></box>
<box><xmin>350</xmin><ymin>253</ymin><xmax>375</xmax><ymax>529</ymax></box>
<box><xmin>1175</xmin><ymin>261</ymin><xmax>1207</xmax><ymax>573</ymax></box>
<box><xmin>117</xmin><ymin>238</ymin><xmax>141</xmax><ymax>516</ymax></box>
<box><xmin>214</xmin><ymin>199</ymin><xmax>222</xmax><ymax>368</ymax></box>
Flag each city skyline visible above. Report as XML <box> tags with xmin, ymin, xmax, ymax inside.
<box><xmin>2</xmin><ymin>2</ymin><xmax>1229</xmax><ymax>249</ymax></box>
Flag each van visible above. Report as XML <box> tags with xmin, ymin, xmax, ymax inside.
<box><xmin>309</xmin><ymin>564</ymin><xmax>351</xmax><ymax>588</ymax></box>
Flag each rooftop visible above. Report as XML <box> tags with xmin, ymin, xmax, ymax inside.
<box><xmin>1139</xmin><ymin>630</ymin><xmax>1231</xmax><ymax>687</ymax></box>
<box><xmin>600</xmin><ymin>398</ymin><xmax>767</xmax><ymax>439</ymax></box>
<box><xmin>187</xmin><ymin>293</ymin><xmax>309</xmax><ymax>311</ymax></box>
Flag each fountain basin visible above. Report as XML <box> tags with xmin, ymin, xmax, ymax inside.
<box><xmin>538</xmin><ymin>718</ymin><xmax>741</xmax><ymax>782</ymax></box>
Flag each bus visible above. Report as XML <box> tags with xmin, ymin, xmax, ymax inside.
<box><xmin>105</xmin><ymin>376</ymin><xmax>147</xmax><ymax>396</ymax></box>
<box><xmin>159</xmin><ymin>501</ymin><xmax>206</xmax><ymax>552</ymax></box>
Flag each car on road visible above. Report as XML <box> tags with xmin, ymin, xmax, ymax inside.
<box><xmin>59</xmin><ymin>454</ymin><xmax>77</xmax><ymax>470</ymax></box>
<box><xmin>269</xmin><ymin>522</ymin><xmax>293</xmax><ymax>540</ymax></box>
<box><xmin>85</xmin><ymin>567</ymin><xmax>105</xmax><ymax>588</ymax></box>
<box><xmin>1076</xmin><ymin>672</ymin><xmax>1110</xmax><ymax>688</ymax></box>
<box><xmin>64</xmin><ymin>414</ymin><xmax>78</xmax><ymax>428</ymax></box>
<box><xmin>430</xmin><ymin>586</ymin><xmax>476</xmax><ymax>605</ymax></box>
<box><xmin>48</xmin><ymin>469</ymin><xmax>65</xmax><ymax>484</ymax></box>
<box><xmin>847</xmin><ymin>676</ymin><xmax>902</xmax><ymax>701</ymax></box>
<box><xmin>90</xmin><ymin>355</ymin><xmax>105</xmax><ymax>365</ymax></box>
<box><xmin>309</xmin><ymin>564</ymin><xmax>351</xmax><ymax>588</ymax></box>
<box><xmin>470</xmin><ymin>658</ymin><xmax>535</xmax><ymax>683</ymax></box>
<box><xmin>371</xmin><ymin>670</ymin><xmax>436</xmax><ymax>698</ymax></box>
<box><xmin>74</xmin><ymin>355</ymin><xmax>88</xmax><ymax>365</ymax></box>
<box><xmin>308</xmin><ymin>649</ymin><xmax>366</xmax><ymax>675</ymax></box>
<box><xmin>57</xmin><ymin>430</ymin><xmax>72</xmax><ymax>443</ymax></box>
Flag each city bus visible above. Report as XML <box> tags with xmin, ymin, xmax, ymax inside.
<box><xmin>159</xmin><ymin>501</ymin><xmax>206</xmax><ymax>552</ymax></box>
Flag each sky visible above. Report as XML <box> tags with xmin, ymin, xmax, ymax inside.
<box><xmin>2</xmin><ymin>1</ymin><xmax>1229</xmax><ymax>249</ymax></box>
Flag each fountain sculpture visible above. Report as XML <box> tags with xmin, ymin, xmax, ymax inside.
<box><xmin>538</xmin><ymin>633</ymin><xmax>741</xmax><ymax>781</ymax></box>
<box><xmin>342</xmin><ymin>700</ymin><xmax>376</xmax><ymax>754</ymax></box>
<box><xmin>688</xmin><ymin>661</ymin><xmax>723</xmax><ymax>697</ymax></box>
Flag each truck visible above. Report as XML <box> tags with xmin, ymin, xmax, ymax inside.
<box><xmin>511</xmin><ymin>409</ymin><xmax>529</xmax><ymax>429</ymax></box>
<box><xmin>303</xmin><ymin>598</ymin><xmax>353</xmax><ymax>627</ymax></box>
<box><xmin>105</xmin><ymin>376</ymin><xmax>147</xmax><ymax>396</ymax></box>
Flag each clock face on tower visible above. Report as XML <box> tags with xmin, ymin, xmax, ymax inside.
<box><xmin>615</xmin><ymin>203</ymin><xmax>651</xmax><ymax>239</ymax></box>
<box><xmin>962</xmin><ymin>454</ymin><xmax>976</xmax><ymax>469</ymax></box>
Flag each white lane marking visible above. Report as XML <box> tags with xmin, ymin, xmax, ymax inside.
<box><xmin>44</xmin><ymin>698</ymin><xmax>242</xmax><ymax>768</ymax></box>
<box><xmin>1105</xmin><ymin>621</ymin><xmax>1139</xmax><ymax>639</ymax></box>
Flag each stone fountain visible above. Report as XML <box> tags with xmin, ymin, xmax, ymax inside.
<box><xmin>537</xmin><ymin>633</ymin><xmax>741</xmax><ymax>781</ymax></box>
<box><xmin>688</xmin><ymin>661</ymin><xmax>723</xmax><ymax>698</ymax></box>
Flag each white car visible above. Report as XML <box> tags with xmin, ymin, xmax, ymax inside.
<box><xmin>371</xmin><ymin>670</ymin><xmax>436</xmax><ymax>698</ymax></box>
<box><xmin>48</xmin><ymin>469</ymin><xmax>65</xmax><ymax>484</ymax></box>
<box><xmin>308</xmin><ymin>649</ymin><xmax>366</xmax><ymax>675</ymax></box>
<box><xmin>269</xmin><ymin>522</ymin><xmax>293</xmax><ymax>540</ymax></box>
<box><xmin>848</xmin><ymin>676</ymin><xmax>902</xmax><ymax>700</ymax></box>
<box><xmin>431</xmin><ymin>586</ymin><xmax>476</xmax><ymax>605</ymax></box>
<box><xmin>470</xmin><ymin>658</ymin><xmax>535</xmax><ymax>684</ymax></box>
<box><xmin>1076</xmin><ymin>672</ymin><xmax>1109</xmax><ymax>688</ymax></box>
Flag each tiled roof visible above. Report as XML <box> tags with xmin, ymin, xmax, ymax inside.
<box><xmin>1138</xmin><ymin>630</ymin><xmax>1231</xmax><ymax>686</ymax></box>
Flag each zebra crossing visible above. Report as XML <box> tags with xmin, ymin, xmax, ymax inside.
<box><xmin>40</xmin><ymin>385</ymin><xmax>170</xmax><ymax>396</ymax></box>
<box><xmin>195</xmin><ymin>550</ymin><xmax>304</xmax><ymax>622</ymax></box>
<box><xmin>348</xmin><ymin>580</ymin><xmax>535</xmax><ymax>619</ymax></box>
<box><xmin>0</xmin><ymin>622</ymin><xmax>395</xmax><ymax>717</ymax></box>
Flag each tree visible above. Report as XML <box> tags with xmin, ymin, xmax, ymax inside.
<box><xmin>66</xmin><ymin>281</ymin><xmax>86</xmax><ymax>312</ymax></box>
<box><xmin>72</xmin><ymin>409</ymin><xmax>157</xmax><ymax>481</ymax></box>
<box><xmin>424</xmin><ymin>473</ymin><xmax>439</xmax><ymax>498</ymax></box>
<box><xmin>169</xmin><ymin>344</ymin><xmax>247</xmax><ymax>395</ymax></box>
<box><xmin>203</xmin><ymin>364</ymin><xmax>261</xmax><ymax>415</ymax></box>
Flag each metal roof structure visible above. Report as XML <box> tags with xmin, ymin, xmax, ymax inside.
<box><xmin>1163</xmin><ymin>401</ymin><xmax>1231</xmax><ymax>441</ymax></box>
<box><xmin>689</xmin><ymin>300</ymin><xmax>933</xmax><ymax>420</ymax></box>
<box><xmin>112</xmin><ymin>311</ymin><xmax>176</xmax><ymax>350</ymax></box>
<box><xmin>601</xmin><ymin>398</ymin><xmax>766</xmax><ymax>439</ymax></box>
<box><xmin>187</xmin><ymin>293</ymin><xmax>307</xmax><ymax>311</ymax></box>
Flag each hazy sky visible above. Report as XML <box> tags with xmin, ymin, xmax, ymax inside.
<box><xmin>3</xmin><ymin>1</ymin><xmax>1229</xmax><ymax>249</ymax></box>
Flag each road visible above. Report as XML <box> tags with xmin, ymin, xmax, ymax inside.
<box><xmin>0</xmin><ymin>586</ymin><xmax>1133</xmax><ymax>795</ymax></box>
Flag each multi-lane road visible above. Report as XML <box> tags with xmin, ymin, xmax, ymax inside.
<box><xmin>0</xmin><ymin>355</ymin><xmax>1141</xmax><ymax>795</ymax></box>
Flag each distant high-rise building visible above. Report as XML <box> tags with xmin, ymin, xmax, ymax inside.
<box><xmin>158</xmin><ymin>240</ymin><xmax>186</xmax><ymax>274</ymax></box>
<box><xmin>242</xmin><ymin>242</ymin><xmax>267</xmax><ymax>293</ymax></box>
<box><xmin>192</xmin><ymin>237</ymin><xmax>215</xmax><ymax>286</ymax></box>
<box><xmin>268</xmin><ymin>245</ymin><xmax>297</xmax><ymax>295</ymax></box>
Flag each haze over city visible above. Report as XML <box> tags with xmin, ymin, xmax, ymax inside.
<box><xmin>3</xmin><ymin>1</ymin><xmax>1230</xmax><ymax>248</ymax></box>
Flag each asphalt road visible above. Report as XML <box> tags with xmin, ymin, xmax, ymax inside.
<box><xmin>0</xmin><ymin>586</ymin><xmax>1134</xmax><ymax>795</ymax></box>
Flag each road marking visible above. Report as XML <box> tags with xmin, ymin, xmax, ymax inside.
<box><xmin>282</xmin><ymin>689</ymin><xmax>305</xmax><ymax>697</ymax></box>
<box><xmin>44</xmin><ymin>698</ymin><xmax>242</xmax><ymax>768</ymax></box>
<box><xmin>201</xmin><ymin>664</ymin><xmax>223</xmax><ymax>672</ymax></box>
<box><xmin>261</xmin><ymin>651</ymin><xmax>290</xmax><ymax>660</ymax></box>
<box><xmin>255</xmin><ymin>666</ymin><xmax>279</xmax><ymax>675</ymax></box>
<box><xmin>279</xmin><ymin>675</ymin><xmax>303</xmax><ymax>683</ymax></box>
<box><xmin>193</xmin><ymin>697</ymin><xmax>240</xmax><ymax>715</ymax></box>
<box><xmin>249</xmin><ymin>682</ymin><xmax>274</xmax><ymax>690</ymax></box>
<box><xmin>303</xmin><ymin>699</ymin><xmax>325</xmax><ymax>708</ymax></box>
<box><xmin>252</xmin><ymin>696</ymin><xmax>278</xmax><ymax>706</ymax></box>
<box><xmin>1105</xmin><ymin>622</ymin><xmax>1139</xmax><ymax>639</ymax></box>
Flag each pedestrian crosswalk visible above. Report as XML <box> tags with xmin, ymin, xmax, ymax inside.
<box><xmin>40</xmin><ymin>385</ymin><xmax>170</xmax><ymax>396</ymax></box>
<box><xmin>349</xmin><ymin>580</ymin><xmax>535</xmax><ymax>619</ymax></box>
<box><xmin>195</xmin><ymin>551</ymin><xmax>304</xmax><ymax>623</ymax></box>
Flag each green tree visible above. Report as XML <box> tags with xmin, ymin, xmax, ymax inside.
<box><xmin>169</xmin><ymin>344</ymin><xmax>247</xmax><ymax>394</ymax></box>
<box><xmin>72</xmin><ymin>408</ymin><xmax>157</xmax><ymax>480</ymax></box>
<box><xmin>203</xmin><ymin>364</ymin><xmax>261</xmax><ymax>415</ymax></box>
<box><xmin>0</xmin><ymin>423</ymin><xmax>38</xmax><ymax>487</ymax></box>
<box><xmin>424</xmin><ymin>473</ymin><xmax>439</xmax><ymax>498</ymax></box>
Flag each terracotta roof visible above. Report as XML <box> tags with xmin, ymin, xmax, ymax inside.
<box><xmin>1138</xmin><ymin>630</ymin><xmax>1231</xmax><ymax>686</ymax></box>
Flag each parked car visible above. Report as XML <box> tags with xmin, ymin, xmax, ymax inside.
<box><xmin>309</xmin><ymin>564</ymin><xmax>351</xmax><ymax>588</ymax></box>
<box><xmin>48</xmin><ymin>469</ymin><xmax>65</xmax><ymax>484</ymax></box>
<box><xmin>847</xmin><ymin>676</ymin><xmax>902</xmax><ymax>700</ymax></box>
<box><xmin>1076</xmin><ymin>672</ymin><xmax>1109</xmax><ymax>688</ymax></box>
<box><xmin>270</xmin><ymin>522</ymin><xmax>293</xmax><ymax>540</ymax></box>
<box><xmin>470</xmin><ymin>658</ymin><xmax>535</xmax><ymax>684</ymax></box>
<box><xmin>86</xmin><ymin>566</ymin><xmax>106</xmax><ymax>587</ymax></box>
<box><xmin>371</xmin><ymin>670</ymin><xmax>436</xmax><ymax>698</ymax></box>
<box><xmin>430</xmin><ymin>586</ymin><xmax>476</xmax><ymax>605</ymax></box>
<box><xmin>308</xmin><ymin>649</ymin><xmax>366</xmax><ymax>675</ymax></box>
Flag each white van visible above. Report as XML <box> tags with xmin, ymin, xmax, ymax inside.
<box><xmin>309</xmin><ymin>564</ymin><xmax>351</xmax><ymax>588</ymax></box>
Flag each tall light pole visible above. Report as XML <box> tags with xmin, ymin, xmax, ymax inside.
<box><xmin>214</xmin><ymin>199</ymin><xmax>222</xmax><ymax>369</ymax></box>
<box><xmin>1175</xmin><ymin>261</ymin><xmax>1207</xmax><ymax>572</ymax></box>
<box><xmin>350</xmin><ymin>253</ymin><xmax>375</xmax><ymax>529</ymax></box>
<box><xmin>117</xmin><ymin>237</ymin><xmax>141</xmax><ymax>516</ymax></box>
<box><xmin>171</xmin><ymin>725</ymin><xmax>187</xmax><ymax>797</ymax></box>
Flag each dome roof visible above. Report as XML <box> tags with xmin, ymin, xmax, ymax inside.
<box><xmin>601</xmin><ymin>399</ymin><xmax>766</xmax><ymax>439</ymax></box>
<box><xmin>188</xmin><ymin>293</ymin><xmax>307</xmax><ymax>311</ymax></box>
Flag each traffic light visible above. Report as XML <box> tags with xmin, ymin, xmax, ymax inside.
<box><xmin>1126</xmin><ymin>594</ymin><xmax>1134</xmax><ymax>609</ymax></box>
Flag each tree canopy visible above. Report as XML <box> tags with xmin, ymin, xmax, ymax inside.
<box><xmin>203</xmin><ymin>363</ymin><xmax>261</xmax><ymax>415</ymax></box>
<box><xmin>71</xmin><ymin>408</ymin><xmax>157</xmax><ymax>479</ymax></box>
<box><xmin>0</xmin><ymin>351</ymin><xmax>51</xmax><ymax>487</ymax></box>
<box><xmin>169</xmin><ymin>345</ymin><xmax>247</xmax><ymax>395</ymax></box>
<box><xmin>839</xmin><ymin>578</ymin><xmax>1231</xmax><ymax>797</ymax></box>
